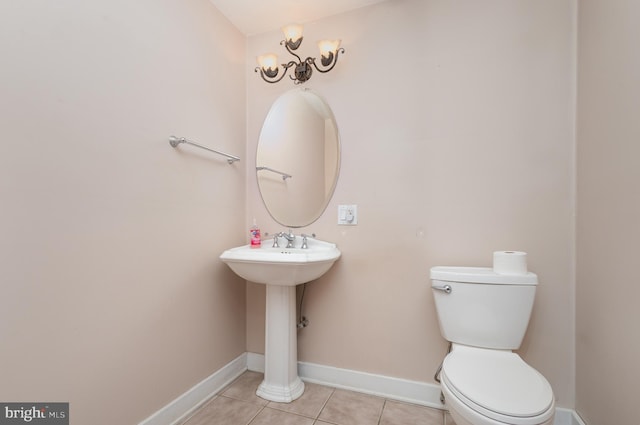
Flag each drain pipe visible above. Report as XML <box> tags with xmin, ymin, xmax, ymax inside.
<box><xmin>297</xmin><ymin>283</ymin><xmax>309</xmax><ymax>329</ymax></box>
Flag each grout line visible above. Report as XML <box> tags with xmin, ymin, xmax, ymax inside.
<box><xmin>377</xmin><ymin>399</ymin><xmax>388</xmax><ymax>425</ymax></box>
<box><xmin>265</xmin><ymin>405</ymin><xmax>327</xmax><ymax>422</ymax></box>
<box><xmin>177</xmin><ymin>396</ymin><xmax>218</xmax><ymax>425</ymax></box>
<box><xmin>246</xmin><ymin>404</ymin><xmax>266</xmax><ymax>425</ymax></box>
<box><xmin>315</xmin><ymin>387</ymin><xmax>336</xmax><ymax>423</ymax></box>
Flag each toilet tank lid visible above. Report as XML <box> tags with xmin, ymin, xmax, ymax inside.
<box><xmin>430</xmin><ymin>266</ymin><xmax>538</xmax><ymax>285</ymax></box>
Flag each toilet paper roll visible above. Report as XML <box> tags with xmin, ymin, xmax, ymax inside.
<box><xmin>493</xmin><ymin>251</ymin><xmax>528</xmax><ymax>275</ymax></box>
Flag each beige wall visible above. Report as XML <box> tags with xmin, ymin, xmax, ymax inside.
<box><xmin>576</xmin><ymin>1</ymin><xmax>640</xmax><ymax>424</ymax></box>
<box><xmin>0</xmin><ymin>1</ymin><xmax>246</xmax><ymax>424</ymax></box>
<box><xmin>2</xmin><ymin>0</ymin><xmax>603</xmax><ymax>421</ymax></box>
<box><xmin>247</xmin><ymin>0</ymin><xmax>576</xmax><ymax>407</ymax></box>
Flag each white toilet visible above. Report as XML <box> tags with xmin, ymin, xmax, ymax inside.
<box><xmin>430</xmin><ymin>265</ymin><xmax>555</xmax><ymax>425</ymax></box>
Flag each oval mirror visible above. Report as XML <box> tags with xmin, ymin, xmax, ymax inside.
<box><xmin>256</xmin><ymin>88</ymin><xmax>340</xmax><ymax>228</ymax></box>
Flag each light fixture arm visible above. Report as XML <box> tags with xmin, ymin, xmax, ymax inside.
<box><xmin>256</xmin><ymin>30</ymin><xmax>345</xmax><ymax>84</ymax></box>
<box><xmin>282</xmin><ymin>39</ymin><xmax>304</xmax><ymax>63</ymax></box>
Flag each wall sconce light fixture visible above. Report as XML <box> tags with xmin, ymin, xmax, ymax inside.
<box><xmin>256</xmin><ymin>24</ymin><xmax>345</xmax><ymax>84</ymax></box>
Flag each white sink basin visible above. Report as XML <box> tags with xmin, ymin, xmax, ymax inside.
<box><xmin>220</xmin><ymin>236</ymin><xmax>341</xmax><ymax>286</ymax></box>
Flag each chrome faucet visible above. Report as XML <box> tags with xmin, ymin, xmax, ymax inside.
<box><xmin>281</xmin><ymin>230</ymin><xmax>295</xmax><ymax>248</ymax></box>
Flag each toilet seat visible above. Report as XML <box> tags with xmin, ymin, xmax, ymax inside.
<box><xmin>441</xmin><ymin>346</ymin><xmax>554</xmax><ymax>425</ymax></box>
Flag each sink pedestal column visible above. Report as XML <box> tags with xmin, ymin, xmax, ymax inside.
<box><xmin>256</xmin><ymin>284</ymin><xmax>305</xmax><ymax>403</ymax></box>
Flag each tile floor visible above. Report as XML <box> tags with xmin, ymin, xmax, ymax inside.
<box><xmin>180</xmin><ymin>371</ymin><xmax>457</xmax><ymax>425</ymax></box>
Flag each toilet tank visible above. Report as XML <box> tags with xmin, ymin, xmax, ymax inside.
<box><xmin>430</xmin><ymin>266</ymin><xmax>538</xmax><ymax>350</ymax></box>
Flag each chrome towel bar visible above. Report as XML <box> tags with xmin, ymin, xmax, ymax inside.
<box><xmin>256</xmin><ymin>166</ymin><xmax>292</xmax><ymax>180</ymax></box>
<box><xmin>169</xmin><ymin>136</ymin><xmax>240</xmax><ymax>164</ymax></box>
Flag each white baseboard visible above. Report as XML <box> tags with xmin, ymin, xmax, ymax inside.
<box><xmin>552</xmin><ymin>407</ymin><xmax>587</xmax><ymax>425</ymax></box>
<box><xmin>298</xmin><ymin>359</ymin><xmax>445</xmax><ymax>410</ymax></box>
<box><xmin>141</xmin><ymin>352</ymin><xmax>586</xmax><ymax>425</ymax></box>
<box><xmin>569</xmin><ymin>409</ymin><xmax>587</xmax><ymax>425</ymax></box>
<box><xmin>246</xmin><ymin>352</ymin><xmax>265</xmax><ymax>373</ymax></box>
<box><xmin>138</xmin><ymin>353</ymin><xmax>247</xmax><ymax>425</ymax></box>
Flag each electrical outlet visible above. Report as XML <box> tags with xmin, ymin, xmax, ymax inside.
<box><xmin>338</xmin><ymin>204</ymin><xmax>358</xmax><ymax>225</ymax></box>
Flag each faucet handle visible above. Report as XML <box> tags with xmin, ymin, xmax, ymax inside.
<box><xmin>300</xmin><ymin>233</ymin><xmax>316</xmax><ymax>249</ymax></box>
<box><xmin>265</xmin><ymin>232</ymin><xmax>280</xmax><ymax>248</ymax></box>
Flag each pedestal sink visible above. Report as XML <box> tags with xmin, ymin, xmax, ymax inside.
<box><xmin>220</xmin><ymin>235</ymin><xmax>340</xmax><ymax>402</ymax></box>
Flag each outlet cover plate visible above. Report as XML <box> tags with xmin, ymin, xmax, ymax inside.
<box><xmin>338</xmin><ymin>204</ymin><xmax>357</xmax><ymax>225</ymax></box>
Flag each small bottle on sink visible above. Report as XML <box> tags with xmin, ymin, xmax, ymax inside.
<box><xmin>250</xmin><ymin>219</ymin><xmax>261</xmax><ymax>249</ymax></box>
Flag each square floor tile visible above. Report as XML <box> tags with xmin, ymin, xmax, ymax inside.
<box><xmin>182</xmin><ymin>396</ymin><xmax>262</xmax><ymax>425</ymax></box>
<box><xmin>379</xmin><ymin>400</ymin><xmax>444</xmax><ymax>425</ymax></box>
<box><xmin>221</xmin><ymin>371</ymin><xmax>268</xmax><ymax>406</ymax></box>
<box><xmin>318</xmin><ymin>389</ymin><xmax>385</xmax><ymax>425</ymax></box>
<box><xmin>267</xmin><ymin>382</ymin><xmax>334</xmax><ymax>419</ymax></box>
<box><xmin>249</xmin><ymin>407</ymin><xmax>314</xmax><ymax>425</ymax></box>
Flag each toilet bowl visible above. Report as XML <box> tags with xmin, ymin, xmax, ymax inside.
<box><xmin>440</xmin><ymin>345</ymin><xmax>554</xmax><ymax>425</ymax></box>
<box><xmin>430</xmin><ymin>264</ymin><xmax>555</xmax><ymax>425</ymax></box>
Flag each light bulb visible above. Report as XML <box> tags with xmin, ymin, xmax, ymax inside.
<box><xmin>282</xmin><ymin>24</ymin><xmax>303</xmax><ymax>43</ymax></box>
<box><xmin>257</xmin><ymin>53</ymin><xmax>278</xmax><ymax>72</ymax></box>
<box><xmin>318</xmin><ymin>39</ymin><xmax>341</xmax><ymax>58</ymax></box>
